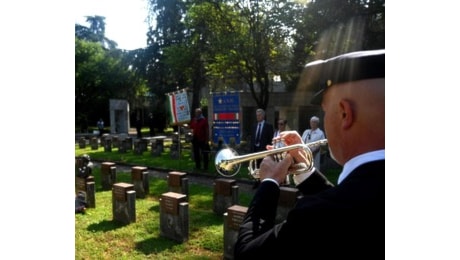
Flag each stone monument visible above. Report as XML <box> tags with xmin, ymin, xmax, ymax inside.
<box><xmin>109</xmin><ymin>99</ymin><xmax>130</xmax><ymax>134</ymax></box>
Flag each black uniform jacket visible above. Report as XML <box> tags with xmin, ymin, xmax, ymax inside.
<box><xmin>234</xmin><ymin>160</ymin><xmax>385</xmax><ymax>259</ymax></box>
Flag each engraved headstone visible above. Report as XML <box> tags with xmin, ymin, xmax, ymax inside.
<box><xmin>131</xmin><ymin>166</ymin><xmax>149</xmax><ymax>198</ymax></box>
<box><xmin>90</xmin><ymin>137</ymin><xmax>98</xmax><ymax>150</ymax></box>
<box><xmin>104</xmin><ymin>137</ymin><xmax>112</xmax><ymax>152</ymax></box>
<box><xmin>170</xmin><ymin>132</ymin><xmax>180</xmax><ymax>159</ymax></box>
<box><xmin>78</xmin><ymin>137</ymin><xmax>86</xmax><ymax>148</ymax></box>
<box><xmin>223</xmin><ymin>205</ymin><xmax>248</xmax><ymax>260</ymax></box>
<box><xmin>151</xmin><ymin>136</ymin><xmax>166</xmax><ymax>156</ymax></box>
<box><xmin>112</xmin><ymin>182</ymin><xmax>136</xmax><ymax>224</ymax></box>
<box><xmin>159</xmin><ymin>192</ymin><xmax>189</xmax><ymax>243</ymax></box>
<box><xmin>167</xmin><ymin>171</ymin><xmax>189</xmax><ymax>199</ymax></box>
<box><xmin>101</xmin><ymin>162</ymin><xmax>116</xmax><ymax>190</ymax></box>
<box><xmin>75</xmin><ymin>176</ymin><xmax>95</xmax><ymax>208</ymax></box>
<box><xmin>213</xmin><ymin>178</ymin><xmax>239</xmax><ymax>215</ymax></box>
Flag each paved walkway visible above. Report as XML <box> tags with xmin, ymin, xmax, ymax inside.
<box><xmin>91</xmin><ymin>161</ymin><xmax>256</xmax><ymax>194</ymax></box>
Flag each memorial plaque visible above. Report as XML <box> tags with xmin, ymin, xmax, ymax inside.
<box><xmin>168</xmin><ymin>172</ymin><xmax>186</xmax><ymax>187</ymax></box>
<box><xmin>132</xmin><ymin>166</ymin><xmax>147</xmax><ymax>180</ymax></box>
<box><xmin>101</xmin><ymin>162</ymin><xmax>116</xmax><ymax>173</ymax></box>
<box><xmin>75</xmin><ymin>158</ymin><xmax>85</xmax><ymax>169</ymax></box>
<box><xmin>161</xmin><ymin>192</ymin><xmax>187</xmax><ymax>215</ymax></box>
<box><xmin>75</xmin><ymin>177</ymin><xmax>86</xmax><ymax>191</ymax></box>
<box><xmin>113</xmin><ymin>182</ymin><xmax>134</xmax><ymax>202</ymax></box>
<box><xmin>215</xmin><ymin>178</ymin><xmax>236</xmax><ymax>196</ymax></box>
<box><xmin>278</xmin><ymin>186</ymin><xmax>299</xmax><ymax>205</ymax></box>
<box><xmin>227</xmin><ymin>205</ymin><xmax>247</xmax><ymax>230</ymax></box>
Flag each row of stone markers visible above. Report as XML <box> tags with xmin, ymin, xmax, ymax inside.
<box><xmin>75</xmin><ymin>161</ymin><xmax>301</xmax><ymax>260</ymax></box>
<box><xmin>77</xmin><ymin>134</ymin><xmax>183</xmax><ymax>158</ymax></box>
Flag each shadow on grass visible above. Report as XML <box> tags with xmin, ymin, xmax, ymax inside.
<box><xmin>135</xmin><ymin>235</ymin><xmax>181</xmax><ymax>255</ymax></box>
<box><xmin>149</xmin><ymin>204</ymin><xmax>160</xmax><ymax>212</ymax></box>
<box><xmin>86</xmin><ymin>219</ymin><xmax>128</xmax><ymax>232</ymax></box>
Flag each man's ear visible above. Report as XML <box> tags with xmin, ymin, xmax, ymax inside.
<box><xmin>339</xmin><ymin>99</ymin><xmax>353</xmax><ymax>130</ymax></box>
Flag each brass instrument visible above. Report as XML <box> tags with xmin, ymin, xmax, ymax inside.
<box><xmin>215</xmin><ymin>139</ymin><xmax>328</xmax><ymax>178</ymax></box>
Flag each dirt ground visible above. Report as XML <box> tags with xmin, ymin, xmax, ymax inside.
<box><xmin>90</xmin><ymin>161</ymin><xmax>256</xmax><ymax>194</ymax></box>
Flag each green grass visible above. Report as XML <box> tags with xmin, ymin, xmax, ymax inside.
<box><xmin>76</xmin><ymin>167</ymin><xmax>253</xmax><ymax>259</ymax></box>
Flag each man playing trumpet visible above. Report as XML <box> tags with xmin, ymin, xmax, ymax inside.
<box><xmin>234</xmin><ymin>49</ymin><xmax>385</xmax><ymax>259</ymax></box>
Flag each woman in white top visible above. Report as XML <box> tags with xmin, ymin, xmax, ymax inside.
<box><xmin>273</xmin><ymin>119</ymin><xmax>288</xmax><ymax>138</ymax></box>
<box><xmin>301</xmin><ymin>116</ymin><xmax>325</xmax><ymax>171</ymax></box>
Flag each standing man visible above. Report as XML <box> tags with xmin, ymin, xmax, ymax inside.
<box><xmin>250</xmin><ymin>108</ymin><xmax>274</xmax><ymax>187</ymax></box>
<box><xmin>234</xmin><ymin>49</ymin><xmax>385</xmax><ymax>259</ymax></box>
<box><xmin>301</xmin><ymin>116</ymin><xmax>325</xmax><ymax>171</ymax></box>
<box><xmin>251</xmin><ymin>108</ymin><xmax>274</xmax><ymax>154</ymax></box>
<box><xmin>97</xmin><ymin>118</ymin><xmax>104</xmax><ymax>137</ymax></box>
<box><xmin>189</xmin><ymin>108</ymin><xmax>210</xmax><ymax>171</ymax></box>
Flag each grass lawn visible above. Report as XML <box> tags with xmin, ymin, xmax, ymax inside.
<box><xmin>76</xmin><ymin>167</ymin><xmax>253</xmax><ymax>259</ymax></box>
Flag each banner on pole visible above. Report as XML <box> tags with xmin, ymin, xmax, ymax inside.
<box><xmin>212</xmin><ymin>92</ymin><xmax>241</xmax><ymax>145</ymax></box>
<box><xmin>166</xmin><ymin>89</ymin><xmax>191</xmax><ymax>125</ymax></box>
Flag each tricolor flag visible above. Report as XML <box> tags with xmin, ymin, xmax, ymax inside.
<box><xmin>166</xmin><ymin>89</ymin><xmax>191</xmax><ymax>125</ymax></box>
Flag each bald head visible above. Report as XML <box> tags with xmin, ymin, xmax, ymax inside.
<box><xmin>321</xmin><ymin>78</ymin><xmax>384</xmax><ymax>165</ymax></box>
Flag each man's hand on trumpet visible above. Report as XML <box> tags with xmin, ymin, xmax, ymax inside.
<box><xmin>270</xmin><ymin>131</ymin><xmax>311</xmax><ymax>170</ymax></box>
<box><xmin>260</xmin><ymin>131</ymin><xmax>314</xmax><ymax>185</ymax></box>
<box><xmin>258</xmin><ymin>153</ymin><xmax>293</xmax><ymax>184</ymax></box>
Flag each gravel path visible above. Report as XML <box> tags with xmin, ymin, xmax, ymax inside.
<box><xmin>91</xmin><ymin>161</ymin><xmax>256</xmax><ymax>194</ymax></box>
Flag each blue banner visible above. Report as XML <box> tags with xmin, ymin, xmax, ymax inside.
<box><xmin>212</xmin><ymin>93</ymin><xmax>241</xmax><ymax>145</ymax></box>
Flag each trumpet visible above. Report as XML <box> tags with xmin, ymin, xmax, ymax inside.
<box><xmin>215</xmin><ymin>139</ymin><xmax>328</xmax><ymax>178</ymax></box>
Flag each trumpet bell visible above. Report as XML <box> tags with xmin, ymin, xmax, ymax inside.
<box><xmin>215</xmin><ymin>148</ymin><xmax>241</xmax><ymax>177</ymax></box>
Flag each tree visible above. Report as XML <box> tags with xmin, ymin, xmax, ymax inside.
<box><xmin>75</xmin><ymin>15</ymin><xmax>118</xmax><ymax>49</ymax></box>
<box><xmin>75</xmin><ymin>19</ymin><xmax>149</xmax><ymax>132</ymax></box>
<box><xmin>288</xmin><ymin>0</ymin><xmax>385</xmax><ymax>89</ymax></box>
<box><xmin>140</xmin><ymin>0</ymin><xmax>385</xmax><ymax>115</ymax></box>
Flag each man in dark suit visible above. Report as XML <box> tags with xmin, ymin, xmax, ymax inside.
<box><xmin>234</xmin><ymin>49</ymin><xmax>385</xmax><ymax>259</ymax></box>
<box><xmin>250</xmin><ymin>108</ymin><xmax>274</xmax><ymax>185</ymax></box>
<box><xmin>251</xmin><ymin>108</ymin><xmax>274</xmax><ymax>153</ymax></box>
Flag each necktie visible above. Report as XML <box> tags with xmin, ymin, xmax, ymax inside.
<box><xmin>256</xmin><ymin>123</ymin><xmax>262</xmax><ymax>144</ymax></box>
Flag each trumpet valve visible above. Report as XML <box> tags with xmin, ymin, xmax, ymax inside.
<box><xmin>272</xmin><ymin>138</ymin><xmax>287</xmax><ymax>162</ymax></box>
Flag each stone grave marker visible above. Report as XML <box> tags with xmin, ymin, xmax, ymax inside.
<box><xmin>75</xmin><ymin>176</ymin><xmax>95</xmax><ymax>208</ymax></box>
<box><xmin>223</xmin><ymin>205</ymin><xmax>248</xmax><ymax>260</ymax></box>
<box><xmin>170</xmin><ymin>132</ymin><xmax>180</xmax><ymax>159</ymax></box>
<box><xmin>103</xmin><ymin>136</ymin><xmax>112</xmax><ymax>152</ymax></box>
<box><xmin>112</xmin><ymin>182</ymin><xmax>136</xmax><ymax>224</ymax></box>
<box><xmin>213</xmin><ymin>178</ymin><xmax>239</xmax><ymax>215</ymax></box>
<box><xmin>151</xmin><ymin>136</ymin><xmax>166</xmax><ymax>157</ymax></box>
<box><xmin>90</xmin><ymin>137</ymin><xmax>98</xmax><ymax>150</ymax></box>
<box><xmin>101</xmin><ymin>162</ymin><xmax>116</xmax><ymax>190</ymax></box>
<box><xmin>78</xmin><ymin>137</ymin><xmax>86</xmax><ymax>148</ymax></box>
<box><xmin>167</xmin><ymin>171</ymin><xmax>189</xmax><ymax>199</ymax></box>
<box><xmin>131</xmin><ymin>166</ymin><xmax>149</xmax><ymax>198</ymax></box>
<box><xmin>159</xmin><ymin>192</ymin><xmax>189</xmax><ymax>243</ymax></box>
